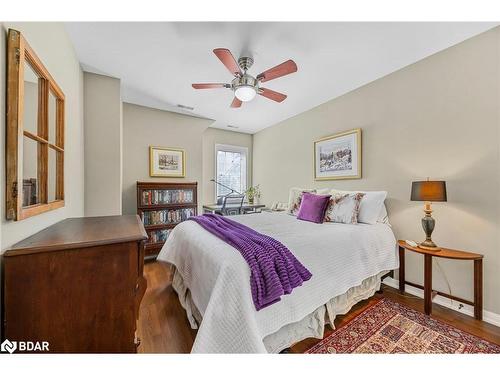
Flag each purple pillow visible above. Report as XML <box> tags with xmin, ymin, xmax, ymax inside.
<box><xmin>297</xmin><ymin>192</ymin><xmax>332</xmax><ymax>223</ymax></box>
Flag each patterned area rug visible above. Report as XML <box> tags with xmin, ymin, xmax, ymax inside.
<box><xmin>307</xmin><ymin>299</ymin><xmax>500</xmax><ymax>354</ymax></box>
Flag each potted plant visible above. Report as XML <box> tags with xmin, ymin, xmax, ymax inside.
<box><xmin>245</xmin><ymin>185</ymin><xmax>261</xmax><ymax>205</ymax></box>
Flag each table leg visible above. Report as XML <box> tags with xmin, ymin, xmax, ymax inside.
<box><xmin>398</xmin><ymin>246</ymin><xmax>405</xmax><ymax>293</ymax></box>
<box><xmin>474</xmin><ymin>259</ymin><xmax>483</xmax><ymax>320</ymax></box>
<box><xmin>424</xmin><ymin>254</ymin><xmax>432</xmax><ymax>315</ymax></box>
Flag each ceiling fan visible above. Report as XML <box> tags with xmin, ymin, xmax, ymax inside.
<box><xmin>192</xmin><ymin>48</ymin><xmax>298</xmax><ymax>108</ymax></box>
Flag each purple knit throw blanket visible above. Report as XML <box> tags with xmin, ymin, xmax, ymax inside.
<box><xmin>188</xmin><ymin>214</ymin><xmax>312</xmax><ymax>311</ymax></box>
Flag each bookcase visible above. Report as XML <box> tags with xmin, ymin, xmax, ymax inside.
<box><xmin>137</xmin><ymin>181</ymin><xmax>197</xmax><ymax>258</ymax></box>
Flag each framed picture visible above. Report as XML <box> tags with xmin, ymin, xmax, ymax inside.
<box><xmin>149</xmin><ymin>146</ymin><xmax>186</xmax><ymax>178</ymax></box>
<box><xmin>314</xmin><ymin>128</ymin><xmax>361</xmax><ymax>180</ymax></box>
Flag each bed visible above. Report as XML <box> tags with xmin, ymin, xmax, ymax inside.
<box><xmin>157</xmin><ymin>211</ymin><xmax>398</xmax><ymax>353</ymax></box>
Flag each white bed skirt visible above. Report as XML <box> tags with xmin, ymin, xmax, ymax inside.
<box><xmin>171</xmin><ymin>266</ymin><xmax>386</xmax><ymax>353</ymax></box>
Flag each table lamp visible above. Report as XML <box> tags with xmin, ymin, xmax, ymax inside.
<box><xmin>410</xmin><ymin>179</ymin><xmax>447</xmax><ymax>251</ymax></box>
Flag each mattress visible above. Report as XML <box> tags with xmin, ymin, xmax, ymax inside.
<box><xmin>157</xmin><ymin>211</ymin><xmax>398</xmax><ymax>353</ymax></box>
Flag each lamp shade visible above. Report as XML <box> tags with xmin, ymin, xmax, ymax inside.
<box><xmin>410</xmin><ymin>181</ymin><xmax>447</xmax><ymax>202</ymax></box>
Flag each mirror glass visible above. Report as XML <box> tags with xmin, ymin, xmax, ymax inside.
<box><xmin>22</xmin><ymin>136</ymin><xmax>39</xmax><ymax>207</ymax></box>
<box><xmin>23</xmin><ymin>60</ymin><xmax>39</xmax><ymax>136</ymax></box>
<box><xmin>48</xmin><ymin>90</ymin><xmax>57</xmax><ymax>144</ymax></box>
<box><xmin>48</xmin><ymin>148</ymin><xmax>57</xmax><ymax>202</ymax></box>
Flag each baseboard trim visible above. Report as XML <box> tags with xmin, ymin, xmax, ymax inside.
<box><xmin>382</xmin><ymin>277</ymin><xmax>500</xmax><ymax>328</ymax></box>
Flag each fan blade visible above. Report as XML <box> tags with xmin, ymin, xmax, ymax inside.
<box><xmin>230</xmin><ymin>97</ymin><xmax>242</xmax><ymax>108</ymax></box>
<box><xmin>256</xmin><ymin>60</ymin><xmax>297</xmax><ymax>83</ymax></box>
<box><xmin>213</xmin><ymin>48</ymin><xmax>242</xmax><ymax>77</ymax></box>
<box><xmin>259</xmin><ymin>88</ymin><xmax>287</xmax><ymax>103</ymax></box>
<box><xmin>192</xmin><ymin>83</ymin><xmax>227</xmax><ymax>89</ymax></box>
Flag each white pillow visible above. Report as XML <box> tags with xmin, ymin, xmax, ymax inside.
<box><xmin>378</xmin><ymin>203</ymin><xmax>390</xmax><ymax>225</ymax></box>
<box><xmin>287</xmin><ymin>187</ymin><xmax>316</xmax><ymax>216</ymax></box>
<box><xmin>329</xmin><ymin>189</ymin><xmax>387</xmax><ymax>224</ymax></box>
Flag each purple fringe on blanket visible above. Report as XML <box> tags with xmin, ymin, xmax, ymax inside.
<box><xmin>188</xmin><ymin>214</ymin><xmax>312</xmax><ymax>311</ymax></box>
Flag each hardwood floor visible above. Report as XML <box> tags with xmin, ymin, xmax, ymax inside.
<box><xmin>137</xmin><ymin>261</ymin><xmax>196</xmax><ymax>353</ymax></box>
<box><xmin>137</xmin><ymin>260</ymin><xmax>500</xmax><ymax>353</ymax></box>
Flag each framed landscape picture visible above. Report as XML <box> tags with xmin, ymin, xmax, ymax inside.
<box><xmin>314</xmin><ymin>128</ymin><xmax>361</xmax><ymax>180</ymax></box>
<box><xmin>149</xmin><ymin>146</ymin><xmax>186</xmax><ymax>177</ymax></box>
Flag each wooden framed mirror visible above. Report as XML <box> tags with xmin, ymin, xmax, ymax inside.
<box><xmin>6</xmin><ymin>29</ymin><xmax>65</xmax><ymax>221</ymax></box>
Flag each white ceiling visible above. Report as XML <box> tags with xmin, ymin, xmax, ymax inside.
<box><xmin>65</xmin><ymin>22</ymin><xmax>497</xmax><ymax>134</ymax></box>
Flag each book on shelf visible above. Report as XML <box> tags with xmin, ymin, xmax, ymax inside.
<box><xmin>147</xmin><ymin>228</ymin><xmax>172</xmax><ymax>244</ymax></box>
<box><xmin>141</xmin><ymin>207</ymin><xmax>196</xmax><ymax>226</ymax></box>
<box><xmin>141</xmin><ymin>189</ymin><xmax>193</xmax><ymax>206</ymax></box>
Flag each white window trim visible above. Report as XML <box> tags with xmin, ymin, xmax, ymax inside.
<box><xmin>214</xmin><ymin>144</ymin><xmax>248</xmax><ymax>200</ymax></box>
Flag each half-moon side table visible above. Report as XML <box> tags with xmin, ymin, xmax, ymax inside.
<box><xmin>397</xmin><ymin>240</ymin><xmax>484</xmax><ymax>320</ymax></box>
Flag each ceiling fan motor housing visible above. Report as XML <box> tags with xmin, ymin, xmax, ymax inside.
<box><xmin>232</xmin><ymin>57</ymin><xmax>259</xmax><ymax>96</ymax></box>
<box><xmin>231</xmin><ymin>74</ymin><xmax>258</xmax><ymax>91</ymax></box>
<box><xmin>238</xmin><ymin>56</ymin><xmax>254</xmax><ymax>71</ymax></box>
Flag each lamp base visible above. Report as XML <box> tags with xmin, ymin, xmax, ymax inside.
<box><xmin>418</xmin><ymin>244</ymin><xmax>442</xmax><ymax>251</ymax></box>
<box><xmin>418</xmin><ymin>239</ymin><xmax>441</xmax><ymax>251</ymax></box>
<box><xmin>419</xmin><ymin>203</ymin><xmax>441</xmax><ymax>251</ymax></box>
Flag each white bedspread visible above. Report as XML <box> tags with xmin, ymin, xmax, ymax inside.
<box><xmin>157</xmin><ymin>212</ymin><xmax>398</xmax><ymax>353</ymax></box>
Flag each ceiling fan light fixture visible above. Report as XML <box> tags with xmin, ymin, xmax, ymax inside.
<box><xmin>234</xmin><ymin>85</ymin><xmax>256</xmax><ymax>102</ymax></box>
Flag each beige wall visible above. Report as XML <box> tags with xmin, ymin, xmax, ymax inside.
<box><xmin>0</xmin><ymin>22</ymin><xmax>85</xmax><ymax>250</ymax></box>
<box><xmin>84</xmin><ymin>72</ymin><xmax>123</xmax><ymax>216</ymax></box>
<box><xmin>202</xmin><ymin>128</ymin><xmax>253</xmax><ymax>204</ymax></box>
<box><xmin>122</xmin><ymin>103</ymin><xmax>213</xmax><ymax>215</ymax></box>
<box><xmin>253</xmin><ymin>28</ymin><xmax>500</xmax><ymax>315</ymax></box>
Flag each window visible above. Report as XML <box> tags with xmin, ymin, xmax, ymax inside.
<box><xmin>6</xmin><ymin>29</ymin><xmax>65</xmax><ymax>221</ymax></box>
<box><xmin>215</xmin><ymin>144</ymin><xmax>248</xmax><ymax>198</ymax></box>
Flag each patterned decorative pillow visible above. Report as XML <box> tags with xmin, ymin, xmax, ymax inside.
<box><xmin>324</xmin><ymin>193</ymin><xmax>365</xmax><ymax>224</ymax></box>
<box><xmin>329</xmin><ymin>189</ymin><xmax>387</xmax><ymax>224</ymax></box>
<box><xmin>287</xmin><ymin>188</ymin><xmax>316</xmax><ymax>216</ymax></box>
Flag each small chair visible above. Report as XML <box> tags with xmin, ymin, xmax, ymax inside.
<box><xmin>221</xmin><ymin>194</ymin><xmax>245</xmax><ymax>216</ymax></box>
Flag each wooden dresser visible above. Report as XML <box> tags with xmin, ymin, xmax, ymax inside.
<box><xmin>1</xmin><ymin>215</ymin><xmax>148</xmax><ymax>353</ymax></box>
